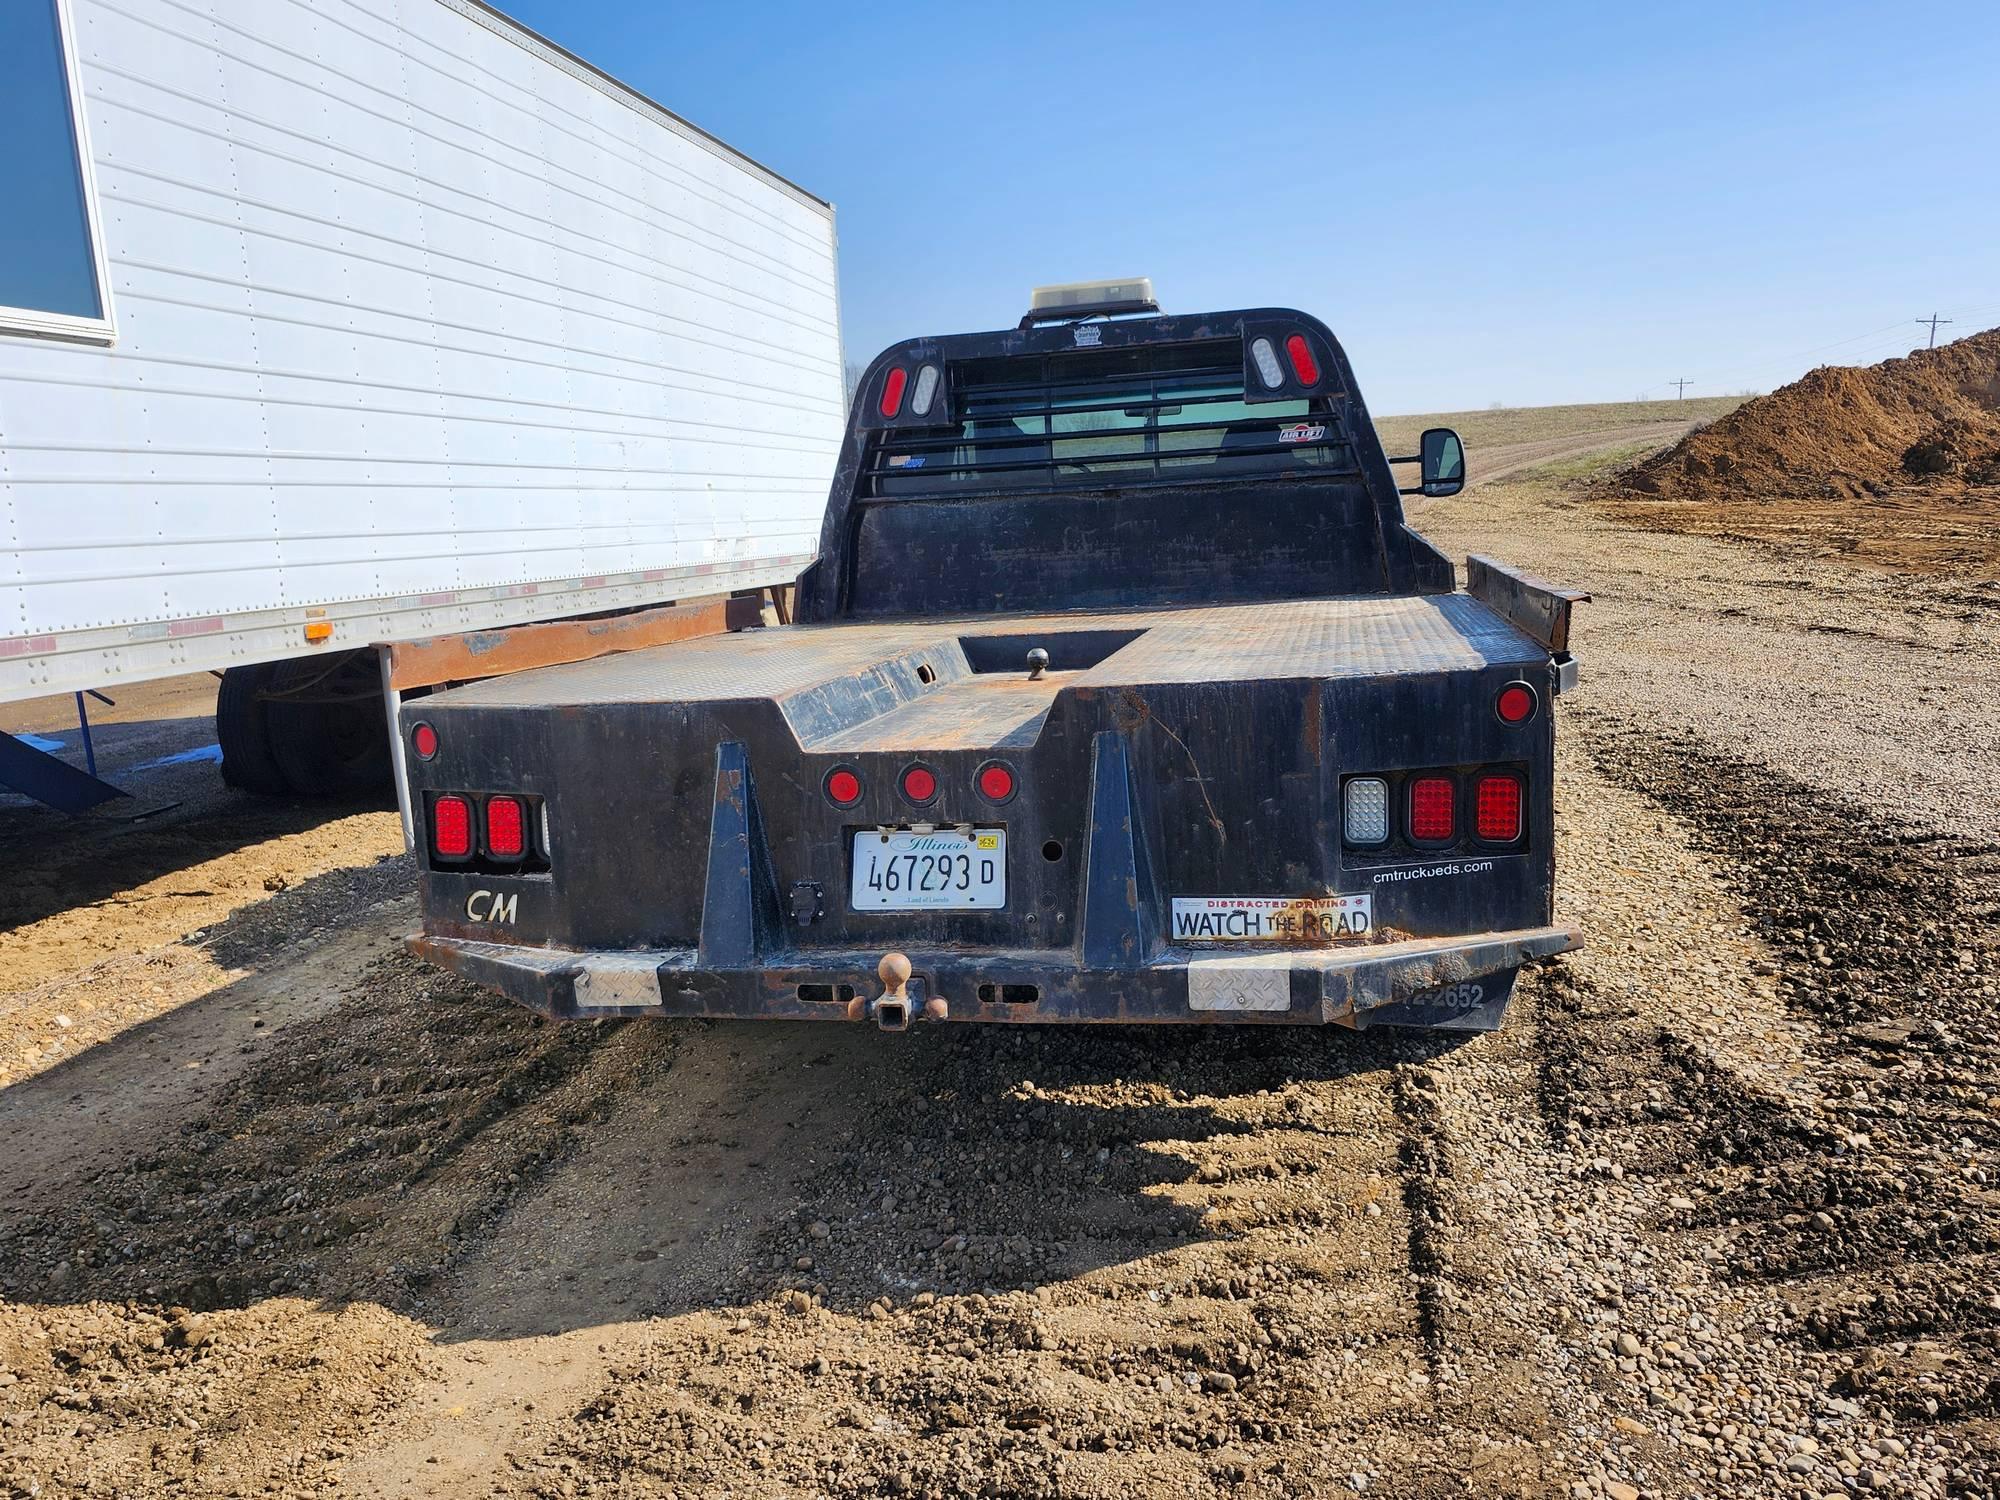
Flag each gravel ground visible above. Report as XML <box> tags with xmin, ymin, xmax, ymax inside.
<box><xmin>0</xmin><ymin>422</ymin><xmax>1993</xmax><ymax>1498</ymax></box>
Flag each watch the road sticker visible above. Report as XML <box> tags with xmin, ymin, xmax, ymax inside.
<box><xmin>1171</xmin><ymin>894</ymin><xmax>1372</xmax><ymax>942</ymax></box>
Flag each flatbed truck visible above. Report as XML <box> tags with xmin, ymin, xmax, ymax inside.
<box><xmin>403</xmin><ymin>281</ymin><xmax>1586</xmax><ymax>1031</ymax></box>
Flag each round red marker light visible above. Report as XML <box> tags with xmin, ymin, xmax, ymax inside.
<box><xmin>900</xmin><ymin>764</ymin><xmax>938</xmax><ymax>805</ymax></box>
<box><xmin>976</xmin><ymin>762</ymin><xmax>1016</xmax><ymax>803</ymax></box>
<box><xmin>411</xmin><ymin>721</ymin><xmax>439</xmax><ymax>759</ymax></box>
<box><xmin>1496</xmin><ymin>683</ymin><xmax>1537</xmax><ymax>724</ymax></box>
<box><xmin>824</xmin><ymin>767</ymin><xmax>863</xmax><ymax>807</ymax></box>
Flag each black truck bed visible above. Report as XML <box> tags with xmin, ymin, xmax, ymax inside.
<box><xmin>437</xmin><ymin>594</ymin><xmax>1542</xmax><ymax>714</ymax></box>
<box><xmin>401</xmin><ymin>301</ymin><xmax>1582</xmax><ymax>1033</ymax></box>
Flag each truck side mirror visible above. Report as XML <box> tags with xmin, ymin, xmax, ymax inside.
<box><xmin>1420</xmin><ymin>428</ymin><xmax>1464</xmax><ymax>497</ymax></box>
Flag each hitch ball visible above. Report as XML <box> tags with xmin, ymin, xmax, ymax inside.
<box><xmin>1026</xmin><ymin>647</ymin><xmax>1049</xmax><ymax>681</ymax></box>
<box><xmin>872</xmin><ymin>952</ymin><xmax>913</xmax><ymax>1032</ymax></box>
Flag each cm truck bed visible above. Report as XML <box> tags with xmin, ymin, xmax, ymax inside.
<box><xmin>403</xmin><ymin>294</ymin><xmax>1583</xmax><ymax>1032</ymax></box>
<box><xmin>404</xmin><ymin>592</ymin><xmax>1575</xmax><ymax>1030</ymax></box>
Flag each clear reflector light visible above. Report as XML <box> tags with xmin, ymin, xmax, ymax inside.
<box><xmin>1343</xmin><ymin>777</ymin><xmax>1389</xmax><ymax>845</ymax></box>
<box><xmin>1249</xmin><ymin>337</ymin><xmax>1284</xmax><ymax>389</ymax></box>
<box><xmin>910</xmin><ymin>363</ymin><xmax>940</xmax><ymax>416</ymax></box>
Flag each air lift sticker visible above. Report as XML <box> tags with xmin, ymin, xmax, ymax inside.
<box><xmin>1171</xmin><ymin>894</ymin><xmax>1372</xmax><ymax>942</ymax></box>
<box><xmin>1277</xmin><ymin>423</ymin><xmax>1328</xmax><ymax>444</ymax></box>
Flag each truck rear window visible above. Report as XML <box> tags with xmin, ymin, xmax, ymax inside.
<box><xmin>865</xmin><ymin>339</ymin><xmax>1356</xmax><ymax>496</ymax></box>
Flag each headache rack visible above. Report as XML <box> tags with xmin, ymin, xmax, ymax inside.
<box><xmin>864</xmin><ymin>340</ymin><xmax>1361</xmax><ymax>497</ymax></box>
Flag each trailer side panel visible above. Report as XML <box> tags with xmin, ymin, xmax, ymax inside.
<box><xmin>0</xmin><ymin>0</ymin><xmax>842</xmax><ymax>700</ymax></box>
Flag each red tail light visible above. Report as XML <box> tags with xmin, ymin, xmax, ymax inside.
<box><xmin>879</xmin><ymin>367</ymin><xmax>908</xmax><ymax>418</ymax></box>
<box><xmin>1284</xmin><ymin>333</ymin><xmax>1319</xmax><ymax>385</ymax></box>
<box><xmin>1496</xmin><ymin>683</ymin><xmax>1537</xmax><ymax>724</ymax></box>
<box><xmin>976</xmin><ymin>761</ymin><xmax>1016</xmax><ymax>803</ymax></box>
<box><xmin>1408</xmin><ymin>776</ymin><xmax>1455</xmax><ymax>843</ymax></box>
<box><xmin>431</xmin><ymin>794</ymin><xmax>472</xmax><ymax>859</ymax></box>
<box><xmin>486</xmin><ymin>796</ymin><xmax>526</xmax><ymax>858</ymax></box>
<box><xmin>824</xmin><ymin>767</ymin><xmax>863</xmax><ymax>807</ymax></box>
<box><xmin>411</xmin><ymin>721</ymin><xmax>439</xmax><ymax>759</ymax></box>
<box><xmin>1475</xmin><ymin>775</ymin><xmax>1523</xmax><ymax>842</ymax></box>
<box><xmin>900</xmin><ymin>764</ymin><xmax>938</xmax><ymax>805</ymax></box>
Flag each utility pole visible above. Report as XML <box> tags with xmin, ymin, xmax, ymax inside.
<box><xmin>1916</xmin><ymin>313</ymin><xmax>1952</xmax><ymax>349</ymax></box>
<box><xmin>1668</xmin><ymin>378</ymin><xmax>1691</xmax><ymax>399</ymax></box>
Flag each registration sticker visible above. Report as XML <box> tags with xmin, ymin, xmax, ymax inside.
<box><xmin>1171</xmin><ymin>894</ymin><xmax>1372</xmax><ymax>942</ymax></box>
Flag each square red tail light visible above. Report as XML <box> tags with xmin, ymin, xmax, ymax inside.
<box><xmin>1475</xmin><ymin>774</ymin><xmax>1523</xmax><ymax>842</ymax></box>
<box><xmin>1408</xmin><ymin>776</ymin><xmax>1456</xmax><ymax>843</ymax></box>
<box><xmin>431</xmin><ymin>794</ymin><xmax>472</xmax><ymax>859</ymax></box>
<box><xmin>485</xmin><ymin>795</ymin><xmax>526</xmax><ymax>858</ymax></box>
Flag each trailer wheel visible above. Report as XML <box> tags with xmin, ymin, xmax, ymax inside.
<box><xmin>215</xmin><ymin>663</ymin><xmax>291</xmax><ymax>795</ymax></box>
<box><xmin>264</xmin><ymin>656</ymin><xmax>394</xmax><ymax>800</ymax></box>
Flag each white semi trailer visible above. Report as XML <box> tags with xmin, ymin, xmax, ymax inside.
<box><xmin>0</xmin><ymin>0</ymin><xmax>843</xmax><ymax>811</ymax></box>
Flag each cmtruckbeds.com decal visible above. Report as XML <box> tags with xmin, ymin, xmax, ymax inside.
<box><xmin>1171</xmin><ymin>895</ymin><xmax>1372</xmax><ymax>942</ymax></box>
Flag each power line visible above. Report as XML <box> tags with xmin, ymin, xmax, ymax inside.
<box><xmin>1667</xmin><ymin>378</ymin><xmax>1692</xmax><ymax>399</ymax></box>
<box><xmin>1916</xmin><ymin>312</ymin><xmax>1953</xmax><ymax>349</ymax></box>
<box><xmin>1633</xmin><ymin>301</ymin><xmax>2000</xmax><ymax>399</ymax></box>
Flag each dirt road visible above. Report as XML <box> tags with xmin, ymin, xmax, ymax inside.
<box><xmin>1</xmin><ymin>407</ymin><xmax>1994</xmax><ymax>1499</ymax></box>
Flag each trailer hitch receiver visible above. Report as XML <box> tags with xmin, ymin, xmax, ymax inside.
<box><xmin>873</xmin><ymin>952</ymin><xmax>912</xmax><ymax>1031</ymax></box>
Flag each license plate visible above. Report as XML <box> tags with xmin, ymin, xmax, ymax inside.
<box><xmin>851</xmin><ymin>828</ymin><xmax>1006</xmax><ymax>910</ymax></box>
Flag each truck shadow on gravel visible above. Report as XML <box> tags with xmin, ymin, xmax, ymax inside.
<box><xmin>0</xmin><ymin>953</ymin><xmax>653</xmax><ymax>1316</ymax></box>
<box><xmin>720</xmin><ymin>1021</ymin><xmax>1476</xmax><ymax>1323</ymax></box>
<box><xmin>0</xmin><ymin>779</ymin><xmax>393</xmax><ymax>941</ymax></box>
<box><xmin>0</xmin><ymin>947</ymin><xmax>1470</xmax><ymax>1344</ymax></box>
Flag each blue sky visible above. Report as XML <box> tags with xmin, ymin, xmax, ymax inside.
<box><xmin>503</xmin><ymin>0</ymin><xmax>2000</xmax><ymax>414</ymax></box>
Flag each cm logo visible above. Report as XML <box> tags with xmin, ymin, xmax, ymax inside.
<box><xmin>466</xmin><ymin>889</ymin><xmax>519</xmax><ymax>924</ymax></box>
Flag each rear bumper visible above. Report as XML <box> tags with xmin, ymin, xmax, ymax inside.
<box><xmin>406</xmin><ymin>924</ymin><xmax>1579</xmax><ymax>1031</ymax></box>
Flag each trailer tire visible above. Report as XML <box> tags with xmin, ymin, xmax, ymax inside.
<box><xmin>215</xmin><ymin>663</ymin><xmax>291</xmax><ymax>796</ymax></box>
<box><xmin>264</xmin><ymin>657</ymin><xmax>394</xmax><ymax>800</ymax></box>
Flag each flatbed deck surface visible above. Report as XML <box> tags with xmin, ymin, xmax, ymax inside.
<box><xmin>434</xmin><ymin>593</ymin><xmax>1541</xmax><ymax>710</ymax></box>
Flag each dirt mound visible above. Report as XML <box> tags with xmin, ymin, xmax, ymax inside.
<box><xmin>1621</xmin><ymin>327</ymin><xmax>2000</xmax><ymax>503</ymax></box>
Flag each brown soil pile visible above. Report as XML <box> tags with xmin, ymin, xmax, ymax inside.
<box><xmin>1621</xmin><ymin>327</ymin><xmax>2000</xmax><ymax>502</ymax></box>
<box><xmin>1603</xmin><ymin>328</ymin><xmax>2000</xmax><ymax>576</ymax></box>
